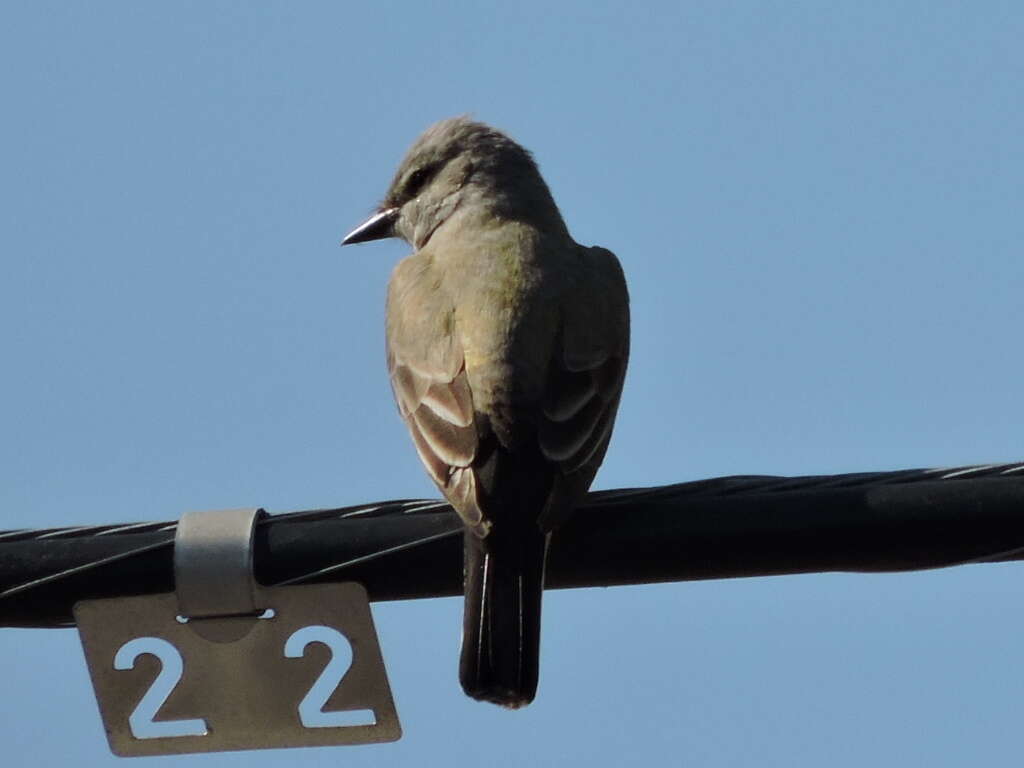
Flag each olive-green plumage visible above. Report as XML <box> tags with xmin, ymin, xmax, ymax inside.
<box><xmin>342</xmin><ymin>117</ymin><xmax>629</xmax><ymax>707</ymax></box>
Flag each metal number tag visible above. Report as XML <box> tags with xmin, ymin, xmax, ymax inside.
<box><xmin>74</xmin><ymin>582</ymin><xmax>401</xmax><ymax>757</ymax></box>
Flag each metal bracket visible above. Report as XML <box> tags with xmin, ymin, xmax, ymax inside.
<box><xmin>174</xmin><ymin>508</ymin><xmax>266</xmax><ymax>643</ymax></box>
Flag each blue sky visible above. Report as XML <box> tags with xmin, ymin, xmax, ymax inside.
<box><xmin>2</xmin><ymin>2</ymin><xmax>1023</xmax><ymax>765</ymax></box>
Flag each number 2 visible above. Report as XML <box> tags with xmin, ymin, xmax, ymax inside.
<box><xmin>113</xmin><ymin>638</ymin><xmax>208</xmax><ymax>740</ymax></box>
<box><xmin>284</xmin><ymin>625</ymin><xmax>375</xmax><ymax>727</ymax></box>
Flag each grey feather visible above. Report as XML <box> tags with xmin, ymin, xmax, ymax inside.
<box><xmin>344</xmin><ymin>116</ymin><xmax>629</xmax><ymax>707</ymax></box>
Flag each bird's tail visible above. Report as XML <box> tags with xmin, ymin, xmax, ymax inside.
<box><xmin>459</xmin><ymin>527</ymin><xmax>547</xmax><ymax>708</ymax></box>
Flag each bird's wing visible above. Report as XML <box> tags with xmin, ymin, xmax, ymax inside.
<box><xmin>386</xmin><ymin>245</ymin><xmax>629</xmax><ymax>534</ymax></box>
<box><xmin>537</xmin><ymin>246</ymin><xmax>630</xmax><ymax>527</ymax></box>
<box><xmin>385</xmin><ymin>255</ymin><xmax>489</xmax><ymax>535</ymax></box>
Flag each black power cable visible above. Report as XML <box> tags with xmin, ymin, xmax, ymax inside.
<box><xmin>3</xmin><ymin>463</ymin><xmax>1024</xmax><ymax>628</ymax></box>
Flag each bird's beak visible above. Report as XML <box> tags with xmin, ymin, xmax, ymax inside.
<box><xmin>340</xmin><ymin>207</ymin><xmax>399</xmax><ymax>246</ymax></box>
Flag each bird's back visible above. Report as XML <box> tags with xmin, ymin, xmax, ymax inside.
<box><xmin>386</xmin><ymin>214</ymin><xmax>629</xmax><ymax>526</ymax></box>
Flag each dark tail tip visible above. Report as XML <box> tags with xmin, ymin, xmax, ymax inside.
<box><xmin>459</xmin><ymin>530</ymin><xmax>546</xmax><ymax>708</ymax></box>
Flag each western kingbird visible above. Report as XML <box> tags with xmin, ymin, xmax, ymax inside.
<box><xmin>341</xmin><ymin>117</ymin><xmax>629</xmax><ymax>708</ymax></box>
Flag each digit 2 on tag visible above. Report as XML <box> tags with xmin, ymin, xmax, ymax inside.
<box><xmin>74</xmin><ymin>582</ymin><xmax>400</xmax><ymax>756</ymax></box>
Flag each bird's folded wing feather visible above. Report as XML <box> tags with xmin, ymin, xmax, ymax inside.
<box><xmin>537</xmin><ymin>246</ymin><xmax>630</xmax><ymax>524</ymax></box>
<box><xmin>386</xmin><ymin>259</ymin><xmax>489</xmax><ymax>534</ymax></box>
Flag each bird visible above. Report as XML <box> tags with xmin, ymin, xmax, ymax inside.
<box><xmin>341</xmin><ymin>117</ymin><xmax>629</xmax><ymax>708</ymax></box>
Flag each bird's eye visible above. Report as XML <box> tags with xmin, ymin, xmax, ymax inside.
<box><xmin>405</xmin><ymin>165</ymin><xmax>434</xmax><ymax>197</ymax></box>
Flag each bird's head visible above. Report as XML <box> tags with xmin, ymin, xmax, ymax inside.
<box><xmin>341</xmin><ymin>116</ymin><xmax>563</xmax><ymax>250</ymax></box>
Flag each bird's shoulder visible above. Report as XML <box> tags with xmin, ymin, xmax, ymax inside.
<box><xmin>385</xmin><ymin>250</ymin><xmax>463</xmax><ymax>379</ymax></box>
<box><xmin>561</xmin><ymin>244</ymin><xmax>628</xmax><ymax>310</ymax></box>
<box><xmin>554</xmin><ymin>243</ymin><xmax>630</xmax><ymax>369</ymax></box>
